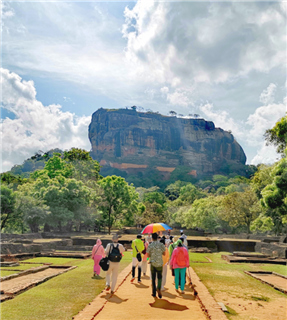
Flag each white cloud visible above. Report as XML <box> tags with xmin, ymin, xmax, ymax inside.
<box><xmin>2</xmin><ymin>3</ymin><xmax>15</xmax><ymax>19</ymax></box>
<box><xmin>199</xmin><ymin>84</ymin><xmax>286</xmax><ymax>165</ymax></box>
<box><xmin>122</xmin><ymin>1</ymin><xmax>286</xmax><ymax>86</ymax></box>
<box><xmin>259</xmin><ymin>83</ymin><xmax>276</xmax><ymax>105</ymax></box>
<box><xmin>199</xmin><ymin>102</ymin><xmax>245</xmax><ymax>140</ymax></box>
<box><xmin>0</xmin><ymin>68</ymin><xmax>91</xmax><ymax>172</ymax></box>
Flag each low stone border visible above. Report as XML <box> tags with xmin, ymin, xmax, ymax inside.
<box><xmin>1</xmin><ymin>265</ymin><xmax>49</xmax><ymax>282</ymax></box>
<box><xmin>1</xmin><ymin>265</ymin><xmax>77</xmax><ymax>302</ymax></box>
<box><xmin>189</xmin><ymin>267</ymin><xmax>229</xmax><ymax>320</ymax></box>
<box><xmin>244</xmin><ymin>271</ymin><xmax>287</xmax><ymax>294</ymax></box>
<box><xmin>222</xmin><ymin>254</ymin><xmax>287</xmax><ymax>265</ymax></box>
<box><xmin>36</xmin><ymin>252</ymin><xmax>91</xmax><ymax>259</ymax></box>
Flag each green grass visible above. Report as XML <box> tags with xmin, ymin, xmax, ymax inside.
<box><xmin>250</xmin><ymin>295</ymin><xmax>270</xmax><ymax>302</ymax></box>
<box><xmin>0</xmin><ymin>264</ymin><xmax>44</xmax><ymax>277</ymax></box>
<box><xmin>226</xmin><ymin>306</ymin><xmax>238</xmax><ymax>315</ymax></box>
<box><xmin>189</xmin><ymin>252</ymin><xmax>213</xmax><ymax>262</ymax></box>
<box><xmin>0</xmin><ymin>270</ymin><xmax>19</xmax><ymax>277</ymax></box>
<box><xmin>189</xmin><ymin>252</ymin><xmax>287</xmax><ymax>319</ymax></box>
<box><xmin>1</xmin><ymin>254</ymin><xmax>132</xmax><ymax>320</ymax></box>
<box><xmin>259</xmin><ymin>264</ymin><xmax>287</xmax><ymax>276</ymax></box>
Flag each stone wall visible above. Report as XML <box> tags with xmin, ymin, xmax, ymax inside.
<box><xmin>0</xmin><ymin>233</ymin><xmax>43</xmax><ymax>241</ymax></box>
<box><xmin>1</xmin><ymin>239</ymin><xmax>73</xmax><ymax>255</ymax></box>
<box><xmin>255</xmin><ymin>242</ymin><xmax>287</xmax><ymax>258</ymax></box>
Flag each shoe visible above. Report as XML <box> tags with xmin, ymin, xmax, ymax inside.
<box><xmin>111</xmin><ymin>291</ymin><xmax>115</xmax><ymax>294</ymax></box>
<box><xmin>157</xmin><ymin>289</ymin><xmax>162</xmax><ymax>299</ymax></box>
<box><xmin>143</xmin><ymin>273</ymin><xmax>146</xmax><ymax>276</ymax></box>
<box><xmin>181</xmin><ymin>290</ymin><xmax>185</xmax><ymax>294</ymax></box>
<box><xmin>131</xmin><ymin>278</ymin><xmax>135</xmax><ymax>282</ymax></box>
<box><xmin>138</xmin><ymin>280</ymin><xmax>141</xmax><ymax>283</ymax></box>
<box><xmin>175</xmin><ymin>289</ymin><xmax>179</xmax><ymax>293</ymax></box>
<box><xmin>105</xmin><ymin>285</ymin><xmax>111</xmax><ymax>291</ymax></box>
<box><xmin>151</xmin><ymin>294</ymin><xmax>156</xmax><ymax>297</ymax></box>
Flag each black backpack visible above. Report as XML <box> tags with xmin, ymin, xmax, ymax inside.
<box><xmin>108</xmin><ymin>243</ymin><xmax>122</xmax><ymax>262</ymax></box>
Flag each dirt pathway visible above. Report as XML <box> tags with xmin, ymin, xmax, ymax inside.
<box><xmin>74</xmin><ymin>263</ymin><xmax>227</xmax><ymax>320</ymax></box>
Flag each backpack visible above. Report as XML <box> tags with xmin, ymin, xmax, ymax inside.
<box><xmin>176</xmin><ymin>248</ymin><xmax>186</xmax><ymax>267</ymax></box>
<box><xmin>108</xmin><ymin>243</ymin><xmax>122</xmax><ymax>262</ymax></box>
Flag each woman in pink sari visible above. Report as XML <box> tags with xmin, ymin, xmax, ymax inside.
<box><xmin>91</xmin><ymin>239</ymin><xmax>105</xmax><ymax>277</ymax></box>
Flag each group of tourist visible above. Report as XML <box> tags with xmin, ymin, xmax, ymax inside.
<box><xmin>91</xmin><ymin>230</ymin><xmax>190</xmax><ymax>298</ymax></box>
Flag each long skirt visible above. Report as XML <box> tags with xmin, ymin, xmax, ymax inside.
<box><xmin>93</xmin><ymin>254</ymin><xmax>102</xmax><ymax>275</ymax></box>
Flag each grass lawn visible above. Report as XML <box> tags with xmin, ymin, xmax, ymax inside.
<box><xmin>189</xmin><ymin>252</ymin><xmax>287</xmax><ymax>320</ymax></box>
<box><xmin>0</xmin><ymin>270</ymin><xmax>20</xmax><ymax>277</ymax></box>
<box><xmin>0</xmin><ymin>264</ymin><xmax>44</xmax><ymax>277</ymax></box>
<box><xmin>1</xmin><ymin>253</ymin><xmax>132</xmax><ymax>320</ymax></box>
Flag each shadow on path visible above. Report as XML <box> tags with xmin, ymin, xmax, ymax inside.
<box><xmin>134</xmin><ymin>283</ymin><xmax>149</xmax><ymax>289</ymax></box>
<box><xmin>149</xmin><ymin>298</ymin><xmax>189</xmax><ymax>311</ymax></box>
<box><xmin>101</xmin><ymin>293</ymin><xmax>128</xmax><ymax>304</ymax></box>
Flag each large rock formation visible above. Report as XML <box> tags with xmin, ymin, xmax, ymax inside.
<box><xmin>89</xmin><ymin>108</ymin><xmax>246</xmax><ymax>177</ymax></box>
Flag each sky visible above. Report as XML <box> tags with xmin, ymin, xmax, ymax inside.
<box><xmin>1</xmin><ymin>0</ymin><xmax>286</xmax><ymax>173</ymax></box>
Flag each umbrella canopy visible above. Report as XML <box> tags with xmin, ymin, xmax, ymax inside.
<box><xmin>159</xmin><ymin>223</ymin><xmax>173</xmax><ymax>230</ymax></box>
<box><xmin>141</xmin><ymin>223</ymin><xmax>172</xmax><ymax>234</ymax></box>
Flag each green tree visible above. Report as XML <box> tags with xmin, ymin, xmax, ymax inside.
<box><xmin>250</xmin><ymin>214</ymin><xmax>274</xmax><ymax>233</ymax></box>
<box><xmin>251</xmin><ymin>164</ymin><xmax>274</xmax><ymax>199</ymax></box>
<box><xmin>31</xmin><ymin>153</ymin><xmax>73</xmax><ymax>180</ymax></box>
<box><xmin>15</xmin><ymin>186</ymin><xmax>50</xmax><ymax>233</ymax></box>
<box><xmin>38</xmin><ymin>177</ymin><xmax>91</xmax><ymax>231</ymax></box>
<box><xmin>261</xmin><ymin>154</ymin><xmax>287</xmax><ymax>234</ymax></box>
<box><xmin>142</xmin><ymin>191</ymin><xmax>167</xmax><ymax>224</ymax></box>
<box><xmin>164</xmin><ymin>181</ymin><xmax>187</xmax><ymax>200</ymax></box>
<box><xmin>98</xmin><ymin>176</ymin><xmax>139</xmax><ymax>234</ymax></box>
<box><xmin>63</xmin><ymin>148</ymin><xmax>100</xmax><ymax>182</ymax></box>
<box><xmin>1</xmin><ymin>185</ymin><xmax>17</xmax><ymax>230</ymax></box>
<box><xmin>174</xmin><ymin>196</ymin><xmax>227</xmax><ymax>232</ymax></box>
<box><xmin>172</xmin><ymin>183</ymin><xmax>206</xmax><ymax>206</ymax></box>
<box><xmin>219</xmin><ymin>187</ymin><xmax>261</xmax><ymax>234</ymax></box>
<box><xmin>1</xmin><ymin>172</ymin><xmax>28</xmax><ymax>190</ymax></box>
<box><xmin>264</xmin><ymin>114</ymin><xmax>287</xmax><ymax>155</ymax></box>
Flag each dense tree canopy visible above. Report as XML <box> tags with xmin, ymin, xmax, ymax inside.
<box><xmin>98</xmin><ymin>175</ymin><xmax>140</xmax><ymax>234</ymax></box>
<box><xmin>219</xmin><ymin>187</ymin><xmax>261</xmax><ymax>234</ymax></box>
<box><xmin>264</xmin><ymin>114</ymin><xmax>287</xmax><ymax>155</ymax></box>
<box><xmin>1</xmin><ymin>185</ymin><xmax>17</xmax><ymax>230</ymax></box>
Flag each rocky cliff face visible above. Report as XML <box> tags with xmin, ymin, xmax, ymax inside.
<box><xmin>89</xmin><ymin>108</ymin><xmax>246</xmax><ymax>177</ymax></box>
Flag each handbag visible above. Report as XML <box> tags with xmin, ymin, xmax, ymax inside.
<box><xmin>135</xmin><ymin>245</ymin><xmax>142</xmax><ymax>262</ymax></box>
<box><xmin>99</xmin><ymin>257</ymin><xmax>109</xmax><ymax>271</ymax></box>
<box><xmin>99</xmin><ymin>244</ymin><xmax>113</xmax><ymax>271</ymax></box>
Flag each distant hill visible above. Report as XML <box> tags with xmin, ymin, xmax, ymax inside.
<box><xmin>9</xmin><ymin>148</ymin><xmax>63</xmax><ymax>177</ymax></box>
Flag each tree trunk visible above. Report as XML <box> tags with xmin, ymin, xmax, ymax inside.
<box><xmin>108</xmin><ymin>206</ymin><xmax>112</xmax><ymax>235</ymax></box>
<box><xmin>1</xmin><ymin>214</ymin><xmax>10</xmax><ymax>230</ymax></box>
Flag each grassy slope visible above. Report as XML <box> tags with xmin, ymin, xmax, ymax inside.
<box><xmin>1</xmin><ymin>254</ymin><xmax>132</xmax><ymax>320</ymax></box>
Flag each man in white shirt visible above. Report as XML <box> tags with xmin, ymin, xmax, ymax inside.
<box><xmin>105</xmin><ymin>234</ymin><xmax>125</xmax><ymax>294</ymax></box>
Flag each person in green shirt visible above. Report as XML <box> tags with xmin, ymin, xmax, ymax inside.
<box><xmin>131</xmin><ymin>234</ymin><xmax>145</xmax><ymax>283</ymax></box>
